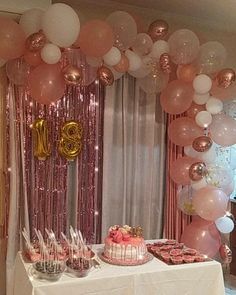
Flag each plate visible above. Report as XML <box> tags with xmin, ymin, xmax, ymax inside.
<box><xmin>99</xmin><ymin>252</ymin><xmax>153</xmax><ymax>266</ymax></box>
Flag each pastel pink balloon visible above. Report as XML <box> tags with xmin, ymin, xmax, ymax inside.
<box><xmin>28</xmin><ymin>63</ymin><xmax>65</xmax><ymax>105</ymax></box>
<box><xmin>24</xmin><ymin>50</ymin><xmax>43</xmax><ymax>67</ymax></box>
<box><xmin>170</xmin><ymin>156</ymin><xmax>200</xmax><ymax>185</ymax></box>
<box><xmin>186</xmin><ymin>102</ymin><xmax>205</xmax><ymax>119</ymax></box>
<box><xmin>211</xmin><ymin>80</ymin><xmax>236</xmax><ymax>101</ymax></box>
<box><xmin>168</xmin><ymin>117</ymin><xmax>203</xmax><ymax>146</ymax></box>
<box><xmin>0</xmin><ymin>17</ymin><xmax>26</xmax><ymax>59</ymax></box>
<box><xmin>160</xmin><ymin>80</ymin><xmax>194</xmax><ymax>114</ymax></box>
<box><xmin>177</xmin><ymin>64</ymin><xmax>198</xmax><ymax>82</ymax></box>
<box><xmin>181</xmin><ymin>216</ymin><xmax>221</xmax><ymax>258</ymax></box>
<box><xmin>210</xmin><ymin>113</ymin><xmax>236</xmax><ymax>146</ymax></box>
<box><xmin>192</xmin><ymin>186</ymin><xmax>228</xmax><ymax>221</ymax></box>
<box><xmin>76</xmin><ymin>20</ymin><xmax>114</xmax><ymax>57</ymax></box>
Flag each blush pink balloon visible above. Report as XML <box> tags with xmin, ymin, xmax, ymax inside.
<box><xmin>160</xmin><ymin>80</ymin><xmax>194</xmax><ymax>114</ymax></box>
<box><xmin>24</xmin><ymin>50</ymin><xmax>43</xmax><ymax>67</ymax></box>
<box><xmin>113</xmin><ymin>54</ymin><xmax>129</xmax><ymax>73</ymax></box>
<box><xmin>28</xmin><ymin>63</ymin><xmax>65</xmax><ymax>105</ymax></box>
<box><xmin>186</xmin><ymin>102</ymin><xmax>206</xmax><ymax>119</ymax></box>
<box><xmin>181</xmin><ymin>216</ymin><xmax>221</xmax><ymax>258</ymax></box>
<box><xmin>211</xmin><ymin>80</ymin><xmax>236</xmax><ymax>101</ymax></box>
<box><xmin>177</xmin><ymin>64</ymin><xmax>198</xmax><ymax>83</ymax></box>
<box><xmin>76</xmin><ymin>20</ymin><xmax>114</xmax><ymax>57</ymax></box>
<box><xmin>210</xmin><ymin>113</ymin><xmax>236</xmax><ymax>146</ymax></box>
<box><xmin>192</xmin><ymin>186</ymin><xmax>228</xmax><ymax>221</ymax></box>
<box><xmin>168</xmin><ymin>117</ymin><xmax>203</xmax><ymax>146</ymax></box>
<box><xmin>170</xmin><ymin>156</ymin><xmax>200</xmax><ymax>185</ymax></box>
<box><xmin>0</xmin><ymin>17</ymin><xmax>26</xmax><ymax>59</ymax></box>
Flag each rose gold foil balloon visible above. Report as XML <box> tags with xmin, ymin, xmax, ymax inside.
<box><xmin>97</xmin><ymin>66</ymin><xmax>114</xmax><ymax>86</ymax></box>
<box><xmin>219</xmin><ymin>244</ymin><xmax>232</xmax><ymax>264</ymax></box>
<box><xmin>189</xmin><ymin>161</ymin><xmax>207</xmax><ymax>181</ymax></box>
<box><xmin>159</xmin><ymin>53</ymin><xmax>172</xmax><ymax>74</ymax></box>
<box><xmin>26</xmin><ymin>30</ymin><xmax>46</xmax><ymax>52</ymax></box>
<box><xmin>192</xmin><ymin>136</ymin><xmax>213</xmax><ymax>152</ymax></box>
<box><xmin>62</xmin><ymin>65</ymin><xmax>83</xmax><ymax>86</ymax></box>
<box><xmin>216</xmin><ymin>68</ymin><xmax>236</xmax><ymax>89</ymax></box>
<box><xmin>148</xmin><ymin>19</ymin><xmax>169</xmax><ymax>41</ymax></box>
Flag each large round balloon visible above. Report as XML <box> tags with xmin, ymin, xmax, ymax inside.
<box><xmin>41</xmin><ymin>3</ymin><xmax>80</xmax><ymax>47</ymax></box>
<box><xmin>19</xmin><ymin>8</ymin><xmax>43</xmax><ymax>36</ymax></box>
<box><xmin>132</xmin><ymin>33</ymin><xmax>153</xmax><ymax>56</ymax></box>
<box><xmin>210</xmin><ymin>113</ymin><xmax>236</xmax><ymax>146</ymax></box>
<box><xmin>181</xmin><ymin>217</ymin><xmax>221</xmax><ymax>258</ymax></box>
<box><xmin>0</xmin><ymin>17</ymin><xmax>26</xmax><ymax>59</ymax></box>
<box><xmin>168</xmin><ymin>117</ymin><xmax>203</xmax><ymax>146</ymax></box>
<box><xmin>168</xmin><ymin>29</ymin><xmax>200</xmax><ymax>64</ymax></box>
<box><xmin>106</xmin><ymin>11</ymin><xmax>137</xmax><ymax>50</ymax></box>
<box><xmin>205</xmin><ymin>164</ymin><xmax>234</xmax><ymax>191</ymax></box>
<box><xmin>177</xmin><ymin>186</ymin><xmax>197</xmax><ymax>215</ymax></box>
<box><xmin>78</xmin><ymin>20</ymin><xmax>114</xmax><ymax>57</ymax></box>
<box><xmin>192</xmin><ymin>186</ymin><xmax>228</xmax><ymax>221</ymax></box>
<box><xmin>211</xmin><ymin>80</ymin><xmax>236</xmax><ymax>101</ymax></box>
<box><xmin>177</xmin><ymin>64</ymin><xmax>197</xmax><ymax>82</ymax></box>
<box><xmin>170</xmin><ymin>156</ymin><xmax>199</xmax><ymax>185</ymax></box>
<box><xmin>28</xmin><ymin>63</ymin><xmax>65</xmax><ymax>105</ymax></box>
<box><xmin>160</xmin><ymin>80</ymin><xmax>194</xmax><ymax>114</ymax></box>
<box><xmin>24</xmin><ymin>50</ymin><xmax>43</xmax><ymax>67</ymax></box>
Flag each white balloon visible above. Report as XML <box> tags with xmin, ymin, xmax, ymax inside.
<box><xmin>193</xmin><ymin>92</ymin><xmax>210</xmax><ymax>105</ymax></box>
<box><xmin>150</xmin><ymin>40</ymin><xmax>169</xmax><ymax>59</ymax></box>
<box><xmin>193</xmin><ymin>74</ymin><xmax>212</xmax><ymax>94</ymax></box>
<box><xmin>107</xmin><ymin>66</ymin><xmax>124</xmax><ymax>80</ymax></box>
<box><xmin>191</xmin><ymin>178</ymin><xmax>207</xmax><ymax>190</ymax></box>
<box><xmin>195</xmin><ymin>111</ymin><xmax>212</xmax><ymax>128</ymax></box>
<box><xmin>86</xmin><ymin>56</ymin><xmax>102</xmax><ymax>67</ymax></box>
<box><xmin>128</xmin><ymin>55</ymin><xmax>152</xmax><ymax>78</ymax></box>
<box><xmin>200</xmin><ymin>144</ymin><xmax>217</xmax><ymax>163</ymax></box>
<box><xmin>215</xmin><ymin>216</ymin><xmax>234</xmax><ymax>234</ymax></box>
<box><xmin>41</xmin><ymin>43</ymin><xmax>61</xmax><ymax>64</ymax></box>
<box><xmin>42</xmin><ymin>3</ymin><xmax>80</xmax><ymax>47</ymax></box>
<box><xmin>206</xmin><ymin>97</ymin><xmax>223</xmax><ymax>115</ymax></box>
<box><xmin>103</xmin><ymin>47</ymin><xmax>121</xmax><ymax>66</ymax></box>
<box><xmin>125</xmin><ymin>49</ymin><xmax>142</xmax><ymax>72</ymax></box>
<box><xmin>184</xmin><ymin>145</ymin><xmax>199</xmax><ymax>158</ymax></box>
<box><xmin>19</xmin><ymin>8</ymin><xmax>43</xmax><ymax>37</ymax></box>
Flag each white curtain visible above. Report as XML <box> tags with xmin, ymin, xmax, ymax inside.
<box><xmin>102</xmin><ymin>75</ymin><xmax>166</xmax><ymax>240</ymax></box>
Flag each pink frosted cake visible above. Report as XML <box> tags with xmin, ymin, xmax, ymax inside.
<box><xmin>103</xmin><ymin>225</ymin><xmax>148</xmax><ymax>265</ymax></box>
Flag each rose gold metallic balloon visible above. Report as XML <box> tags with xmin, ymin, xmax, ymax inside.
<box><xmin>159</xmin><ymin>53</ymin><xmax>172</xmax><ymax>74</ymax></box>
<box><xmin>192</xmin><ymin>136</ymin><xmax>213</xmax><ymax>152</ymax></box>
<box><xmin>148</xmin><ymin>19</ymin><xmax>169</xmax><ymax>41</ymax></box>
<box><xmin>97</xmin><ymin>66</ymin><xmax>114</xmax><ymax>86</ymax></box>
<box><xmin>216</xmin><ymin>68</ymin><xmax>236</xmax><ymax>88</ymax></box>
<box><xmin>189</xmin><ymin>161</ymin><xmax>207</xmax><ymax>181</ymax></box>
<box><xmin>62</xmin><ymin>65</ymin><xmax>83</xmax><ymax>86</ymax></box>
<box><xmin>219</xmin><ymin>244</ymin><xmax>232</xmax><ymax>264</ymax></box>
<box><xmin>26</xmin><ymin>30</ymin><xmax>46</xmax><ymax>52</ymax></box>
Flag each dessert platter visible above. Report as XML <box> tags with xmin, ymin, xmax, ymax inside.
<box><xmin>100</xmin><ymin>225</ymin><xmax>153</xmax><ymax>266</ymax></box>
<box><xmin>146</xmin><ymin>239</ymin><xmax>210</xmax><ymax>265</ymax></box>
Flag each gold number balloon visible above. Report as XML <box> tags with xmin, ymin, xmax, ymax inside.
<box><xmin>58</xmin><ymin>121</ymin><xmax>82</xmax><ymax>161</ymax></box>
<box><xmin>32</xmin><ymin>118</ymin><xmax>51</xmax><ymax>160</ymax></box>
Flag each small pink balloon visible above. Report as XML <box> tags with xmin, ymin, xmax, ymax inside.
<box><xmin>28</xmin><ymin>63</ymin><xmax>65</xmax><ymax>105</ymax></box>
<box><xmin>210</xmin><ymin>113</ymin><xmax>236</xmax><ymax>146</ymax></box>
<box><xmin>192</xmin><ymin>186</ymin><xmax>228</xmax><ymax>221</ymax></box>
<box><xmin>181</xmin><ymin>216</ymin><xmax>221</xmax><ymax>258</ymax></box>
<box><xmin>186</xmin><ymin>102</ymin><xmax>206</xmax><ymax>119</ymax></box>
<box><xmin>113</xmin><ymin>54</ymin><xmax>129</xmax><ymax>73</ymax></box>
<box><xmin>177</xmin><ymin>64</ymin><xmax>198</xmax><ymax>83</ymax></box>
<box><xmin>0</xmin><ymin>17</ymin><xmax>26</xmax><ymax>59</ymax></box>
<box><xmin>76</xmin><ymin>20</ymin><xmax>114</xmax><ymax>57</ymax></box>
<box><xmin>160</xmin><ymin>80</ymin><xmax>194</xmax><ymax>114</ymax></box>
<box><xmin>24</xmin><ymin>50</ymin><xmax>43</xmax><ymax>67</ymax></box>
<box><xmin>170</xmin><ymin>156</ymin><xmax>200</xmax><ymax>185</ymax></box>
<box><xmin>6</xmin><ymin>58</ymin><xmax>31</xmax><ymax>85</ymax></box>
<box><xmin>168</xmin><ymin>117</ymin><xmax>203</xmax><ymax>146</ymax></box>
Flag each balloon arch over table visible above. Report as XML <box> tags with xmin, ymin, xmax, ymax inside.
<box><xmin>1</xmin><ymin>3</ymin><xmax>236</xmax><ymax>261</ymax></box>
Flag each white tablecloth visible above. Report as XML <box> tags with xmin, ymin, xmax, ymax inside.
<box><xmin>13</xmin><ymin>244</ymin><xmax>225</xmax><ymax>295</ymax></box>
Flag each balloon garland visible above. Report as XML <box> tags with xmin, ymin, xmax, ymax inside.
<box><xmin>0</xmin><ymin>2</ymin><xmax>235</xmax><ymax>258</ymax></box>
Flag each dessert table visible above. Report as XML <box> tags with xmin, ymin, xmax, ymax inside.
<box><xmin>13</xmin><ymin>244</ymin><xmax>225</xmax><ymax>295</ymax></box>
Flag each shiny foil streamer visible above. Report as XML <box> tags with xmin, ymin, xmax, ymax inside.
<box><xmin>8</xmin><ymin>49</ymin><xmax>104</xmax><ymax>243</ymax></box>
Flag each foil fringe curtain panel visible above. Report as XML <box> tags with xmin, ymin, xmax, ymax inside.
<box><xmin>163</xmin><ymin>114</ymin><xmax>191</xmax><ymax>241</ymax></box>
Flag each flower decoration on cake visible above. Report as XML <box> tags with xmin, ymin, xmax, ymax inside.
<box><xmin>108</xmin><ymin>225</ymin><xmax>144</xmax><ymax>243</ymax></box>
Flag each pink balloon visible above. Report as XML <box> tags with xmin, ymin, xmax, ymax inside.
<box><xmin>170</xmin><ymin>156</ymin><xmax>200</xmax><ymax>185</ymax></box>
<box><xmin>24</xmin><ymin>50</ymin><xmax>43</xmax><ymax>67</ymax></box>
<box><xmin>177</xmin><ymin>64</ymin><xmax>198</xmax><ymax>82</ymax></box>
<box><xmin>6</xmin><ymin>58</ymin><xmax>31</xmax><ymax>85</ymax></box>
<box><xmin>76</xmin><ymin>20</ymin><xmax>114</xmax><ymax>57</ymax></box>
<box><xmin>210</xmin><ymin>113</ymin><xmax>236</xmax><ymax>146</ymax></box>
<box><xmin>181</xmin><ymin>216</ymin><xmax>221</xmax><ymax>258</ymax></box>
<box><xmin>28</xmin><ymin>63</ymin><xmax>65</xmax><ymax>105</ymax></box>
<box><xmin>192</xmin><ymin>186</ymin><xmax>228</xmax><ymax>221</ymax></box>
<box><xmin>0</xmin><ymin>17</ymin><xmax>26</xmax><ymax>59</ymax></box>
<box><xmin>168</xmin><ymin>117</ymin><xmax>203</xmax><ymax>146</ymax></box>
<box><xmin>160</xmin><ymin>80</ymin><xmax>194</xmax><ymax>114</ymax></box>
<box><xmin>211</xmin><ymin>80</ymin><xmax>236</xmax><ymax>101</ymax></box>
<box><xmin>186</xmin><ymin>102</ymin><xmax>206</xmax><ymax>119</ymax></box>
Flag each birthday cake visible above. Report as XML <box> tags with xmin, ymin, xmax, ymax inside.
<box><xmin>103</xmin><ymin>225</ymin><xmax>149</xmax><ymax>265</ymax></box>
